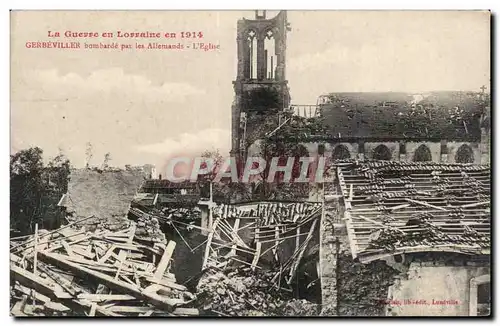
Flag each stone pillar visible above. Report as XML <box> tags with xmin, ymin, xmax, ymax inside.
<box><xmin>440</xmin><ymin>140</ymin><xmax>448</xmax><ymax>163</ymax></box>
<box><xmin>399</xmin><ymin>141</ymin><xmax>406</xmax><ymax>162</ymax></box>
<box><xmin>480</xmin><ymin>128</ymin><xmax>490</xmax><ymax>164</ymax></box>
<box><xmin>199</xmin><ymin>202</ymin><xmax>210</xmax><ymax>236</ymax></box>
<box><xmin>236</xmin><ymin>21</ymin><xmax>246</xmax><ymax>79</ymax></box>
<box><xmin>230</xmin><ymin>82</ymin><xmax>243</xmax><ymax>156</ymax></box>
<box><xmin>257</xmin><ymin>38</ymin><xmax>266</xmax><ymax>80</ymax></box>
<box><xmin>357</xmin><ymin>140</ymin><xmax>365</xmax><ymax>161</ymax></box>
<box><xmin>320</xmin><ymin>195</ymin><xmax>340</xmax><ymax>315</ymax></box>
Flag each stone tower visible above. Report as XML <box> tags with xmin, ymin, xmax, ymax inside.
<box><xmin>231</xmin><ymin>10</ymin><xmax>291</xmax><ymax>159</ymax></box>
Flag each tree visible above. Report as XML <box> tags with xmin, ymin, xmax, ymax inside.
<box><xmin>102</xmin><ymin>152</ymin><xmax>112</xmax><ymax>170</ymax></box>
<box><xmin>200</xmin><ymin>149</ymin><xmax>251</xmax><ymax>203</ymax></box>
<box><xmin>85</xmin><ymin>142</ymin><xmax>93</xmax><ymax>168</ymax></box>
<box><xmin>10</xmin><ymin>147</ymin><xmax>44</xmax><ymax>234</ymax></box>
<box><xmin>10</xmin><ymin>147</ymin><xmax>71</xmax><ymax>235</ymax></box>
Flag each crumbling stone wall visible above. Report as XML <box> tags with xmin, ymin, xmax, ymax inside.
<box><xmin>319</xmin><ymin>216</ymin><xmax>340</xmax><ymax>315</ymax></box>
<box><xmin>336</xmin><ymin>252</ymin><xmax>399</xmax><ymax>316</ymax></box>
<box><xmin>66</xmin><ymin>168</ymin><xmax>145</xmax><ymax>228</ymax></box>
<box><xmin>320</xmin><ymin>180</ymin><xmax>342</xmax><ymax>315</ymax></box>
<box><xmin>320</xmin><ymin>177</ymin><xmax>398</xmax><ymax>316</ymax></box>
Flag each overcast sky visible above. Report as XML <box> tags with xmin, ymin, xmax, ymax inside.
<box><xmin>10</xmin><ymin>10</ymin><xmax>490</xmax><ymax>168</ymax></box>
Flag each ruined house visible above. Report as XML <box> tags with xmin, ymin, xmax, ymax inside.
<box><xmin>320</xmin><ymin>160</ymin><xmax>490</xmax><ymax>316</ymax></box>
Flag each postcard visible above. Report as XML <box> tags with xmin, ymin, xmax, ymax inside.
<box><xmin>10</xmin><ymin>10</ymin><xmax>491</xmax><ymax>317</ymax></box>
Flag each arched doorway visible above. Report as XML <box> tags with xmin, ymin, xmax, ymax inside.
<box><xmin>469</xmin><ymin>274</ymin><xmax>490</xmax><ymax>316</ymax></box>
<box><xmin>332</xmin><ymin>145</ymin><xmax>351</xmax><ymax>161</ymax></box>
<box><xmin>373</xmin><ymin>145</ymin><xmax>392</xmax><ymax>161</ymax></box>
<box><xmin>455</xmin><ymin>144</ymin><xmax>474</xmax><ymax>163</ymax></box>
<box><xmin>413</xmin><ymin>144</ymin><xmax>432</xmax><ymax>162</ymax></box>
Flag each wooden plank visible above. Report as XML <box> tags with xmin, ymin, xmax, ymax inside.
<box><xmin>72</xmin><ymin>247</ymin><xmax>96</xmax><ymax>260</ymax></box>
<box><xmin>356</xmin><ymin>215</ymin><xmax>407</xmax><ymax>235</ymax></box>
<box><xmin>108</xmin><ymin>306</ymin><xmax>156</xmax><ymax>313</ymax></box>
<box><xmin>153</xmin><ymin>241</ymin><xmax>176</xmax><ymax>280</ymax></box>
<box><xmin>139</xmin><ymin>310</ymin><xmax>154</xmax><ymax>317</ymax></box>
<box><xmin>10</xmin><ymin>295</ymin><xmax>28</xmax><ymax>316</ymax></box>
<box><xmin>251</xmin><ymin>224</ymin><xmax>261</xmax><ymax>271</ymax></box>
<box><xmin>343</xmin><ymin>211</ymin><xmax>360</xmax><ymax>259</ymax></box>
<box><xmin>259</xmin><ymin>232</ymin><xmax>310</xmax><ymax>244</ymax></box>
<box><xmin>405</xmin><ymin>198</ymin><xmax>449</xmax><ymax>211</ymax></box>
<box><xmin>61</xmin><ymin>240</ymin><xmax>74</xmax><ymax>257</ymax></box>
<box><xmin>10</xmin><ymin>264</ymin><xmax>72</xmax><ymax>300</ymax></box>
<box><xmin>99</xmin><ymin>245</ymin><xmax>117</xmax><ymax>264</ymax></box>
<box><xmin>461</xmin><ymin>201</ymin><xmax>490</xmax><ymax>208</ymax></box>
<box><xmin>38</xmin><ymin>252</ymin><xmax>179</xmax><ymax>310</ymax></box>
<box><xmin>287</xmin><ymin>218</ymin><xmax>318</xmax><ymax>284</ymax></box>
<box><xmin>144</xmin><ymin>276</ymin><xmax>188</xmax><ymax>291</ymax></box>
<box><xmin>34</xmin><ymin>260</ymin><xmax>78</xmax><ymax>296</ymax></box>
<box><xmin>11</xmin><ymin>215</ymin><xmax>95</xmax><ymax>252</ymax></box>
<box><xmin>272</xmin><ymin>225</ymin><xmax>280</xmax><ymax>261</ymax></box>
<box><xmin>229</xmin><ymin>218</ymin><xmax>241</xmax><ymax>257</ymax></box>
<box><xmin>217</xmin><ymin>220</ymin><xmax>250</xmax><ymax>249</ymax></box>
<box><xmin>89</xmin><ymin>303</ymin><xmax>97</xmax><ymax>316</ymax></box>
<box><xmin>33</xmin><ymin>224</ymin><xmax>38</xmax><ymax>276</ymax></box>
<box><xmin>77</xmin><ymin>294</ymin><xmax>136</xmax><ymax>301</ymax></box>
<box><xmin>114</xmin><ymin>250</ymin><xmax>128</xmax><ymax>280</ymax></box>
<box><xmin>172</xmin><ymin>308</ymin><xmax>199</xmax><ymax>316</ymax></box>
<box><xmin>202</xmin><ymin>217</ymin><xmax>221</xmax><ymax>269</ymax></box>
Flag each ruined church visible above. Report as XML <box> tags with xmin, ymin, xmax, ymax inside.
<box><xmin>227</xmin><ymin>10</ymin><xmax>491</xmax><ymax>316</ymax></box>
<box><xmin>231</xmin><ymin>11</ymin><xmax>490</xmax><ymax>167</ymax></box>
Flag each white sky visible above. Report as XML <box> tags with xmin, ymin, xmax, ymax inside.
<box><xmin>10</xmin><ymin>10</ymin><xmax>490</xmax><ymax>168</ymax></box>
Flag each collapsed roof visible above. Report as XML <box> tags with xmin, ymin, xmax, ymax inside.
<box><xmin>319</xmin><ymin>91</ymin><xmax>488</xmax><ymax>140</ymax></box>
<box><xmin>336</xmin><ymin>160</ymin><xmax>490</xmax><ymax>263</ymax></box>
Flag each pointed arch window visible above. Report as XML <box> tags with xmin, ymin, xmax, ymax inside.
<box><xmin>264</xmin><ymin>30</ymin><xmax>277</xmax><ymax>80</ymax></box>
<box><xmin>332</xmin><ymin>145</ymin><xmax>351</xmax><ymax>161</ymax></box>
<box><xmin>455</xmin><ymin>144</ymin><xmax>474</xmax><ymax>163</ymax></box>
<box><xmin>245</xmin><ymin>30</ymin><xmax>258</xmax><ymax>79</ymax></box>
<box><xmin>373</xmin><ymin>145</ymin><xmax>392</xmax><ymax>161</ymax></box>
<box><xmin>413</xmin><ymin>144</ymin><xmax>432</xmax><ymax>162</ymax></box>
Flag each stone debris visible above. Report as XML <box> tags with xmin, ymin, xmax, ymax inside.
<box><xmin>196</xmin><ymin>267</ymin><xmax>319</xmax><ymax>316</ymax></box>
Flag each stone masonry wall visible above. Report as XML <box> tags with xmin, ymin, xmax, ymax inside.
<box><xmin>320</xmin><ymin>179</ymin><xmax>343</xmax><ymax>315</ymax></box>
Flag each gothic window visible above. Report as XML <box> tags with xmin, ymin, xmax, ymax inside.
<box><xmin>332</xmin><ymin>145</ymin><xmax>351</xmax><ymax>161</ymax></box>
<box><xmin>373</xmin><ymin>145</ymin><xmax>392</xmax><ymax>161</ymax></box>
<box><xmin>413</xmin><ymin>144</ymin><xmax>432</xmax><ymax>162</ymax></box>
<box><xmin>246</xmin><ymin>30</ymin><xmax>257</xmax><ymax>79</ymax></box>
<box><xmin>264</xmin><ymin>30</ymin><xmax>277</xmax><ymax>79</ymax></box>
<box><xmin>455</xmin><ymin>144</ymin><xmax>474</xmax><ymax>163</ymax></box>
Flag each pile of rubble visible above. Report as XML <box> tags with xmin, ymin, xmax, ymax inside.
<box><xmin>135</xmin><ymin>215</ymin><xmax>166</xmax><ymax>243</ymax></box>
<box><xmin>10</xmin><ymin>216</ymin><xmax>198</xmax><ymax>317</ymax></box>
<box><xmin>196</xmin><ymin>267</ymin><xmax>319</xmax><ymax>316</ymax></box>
